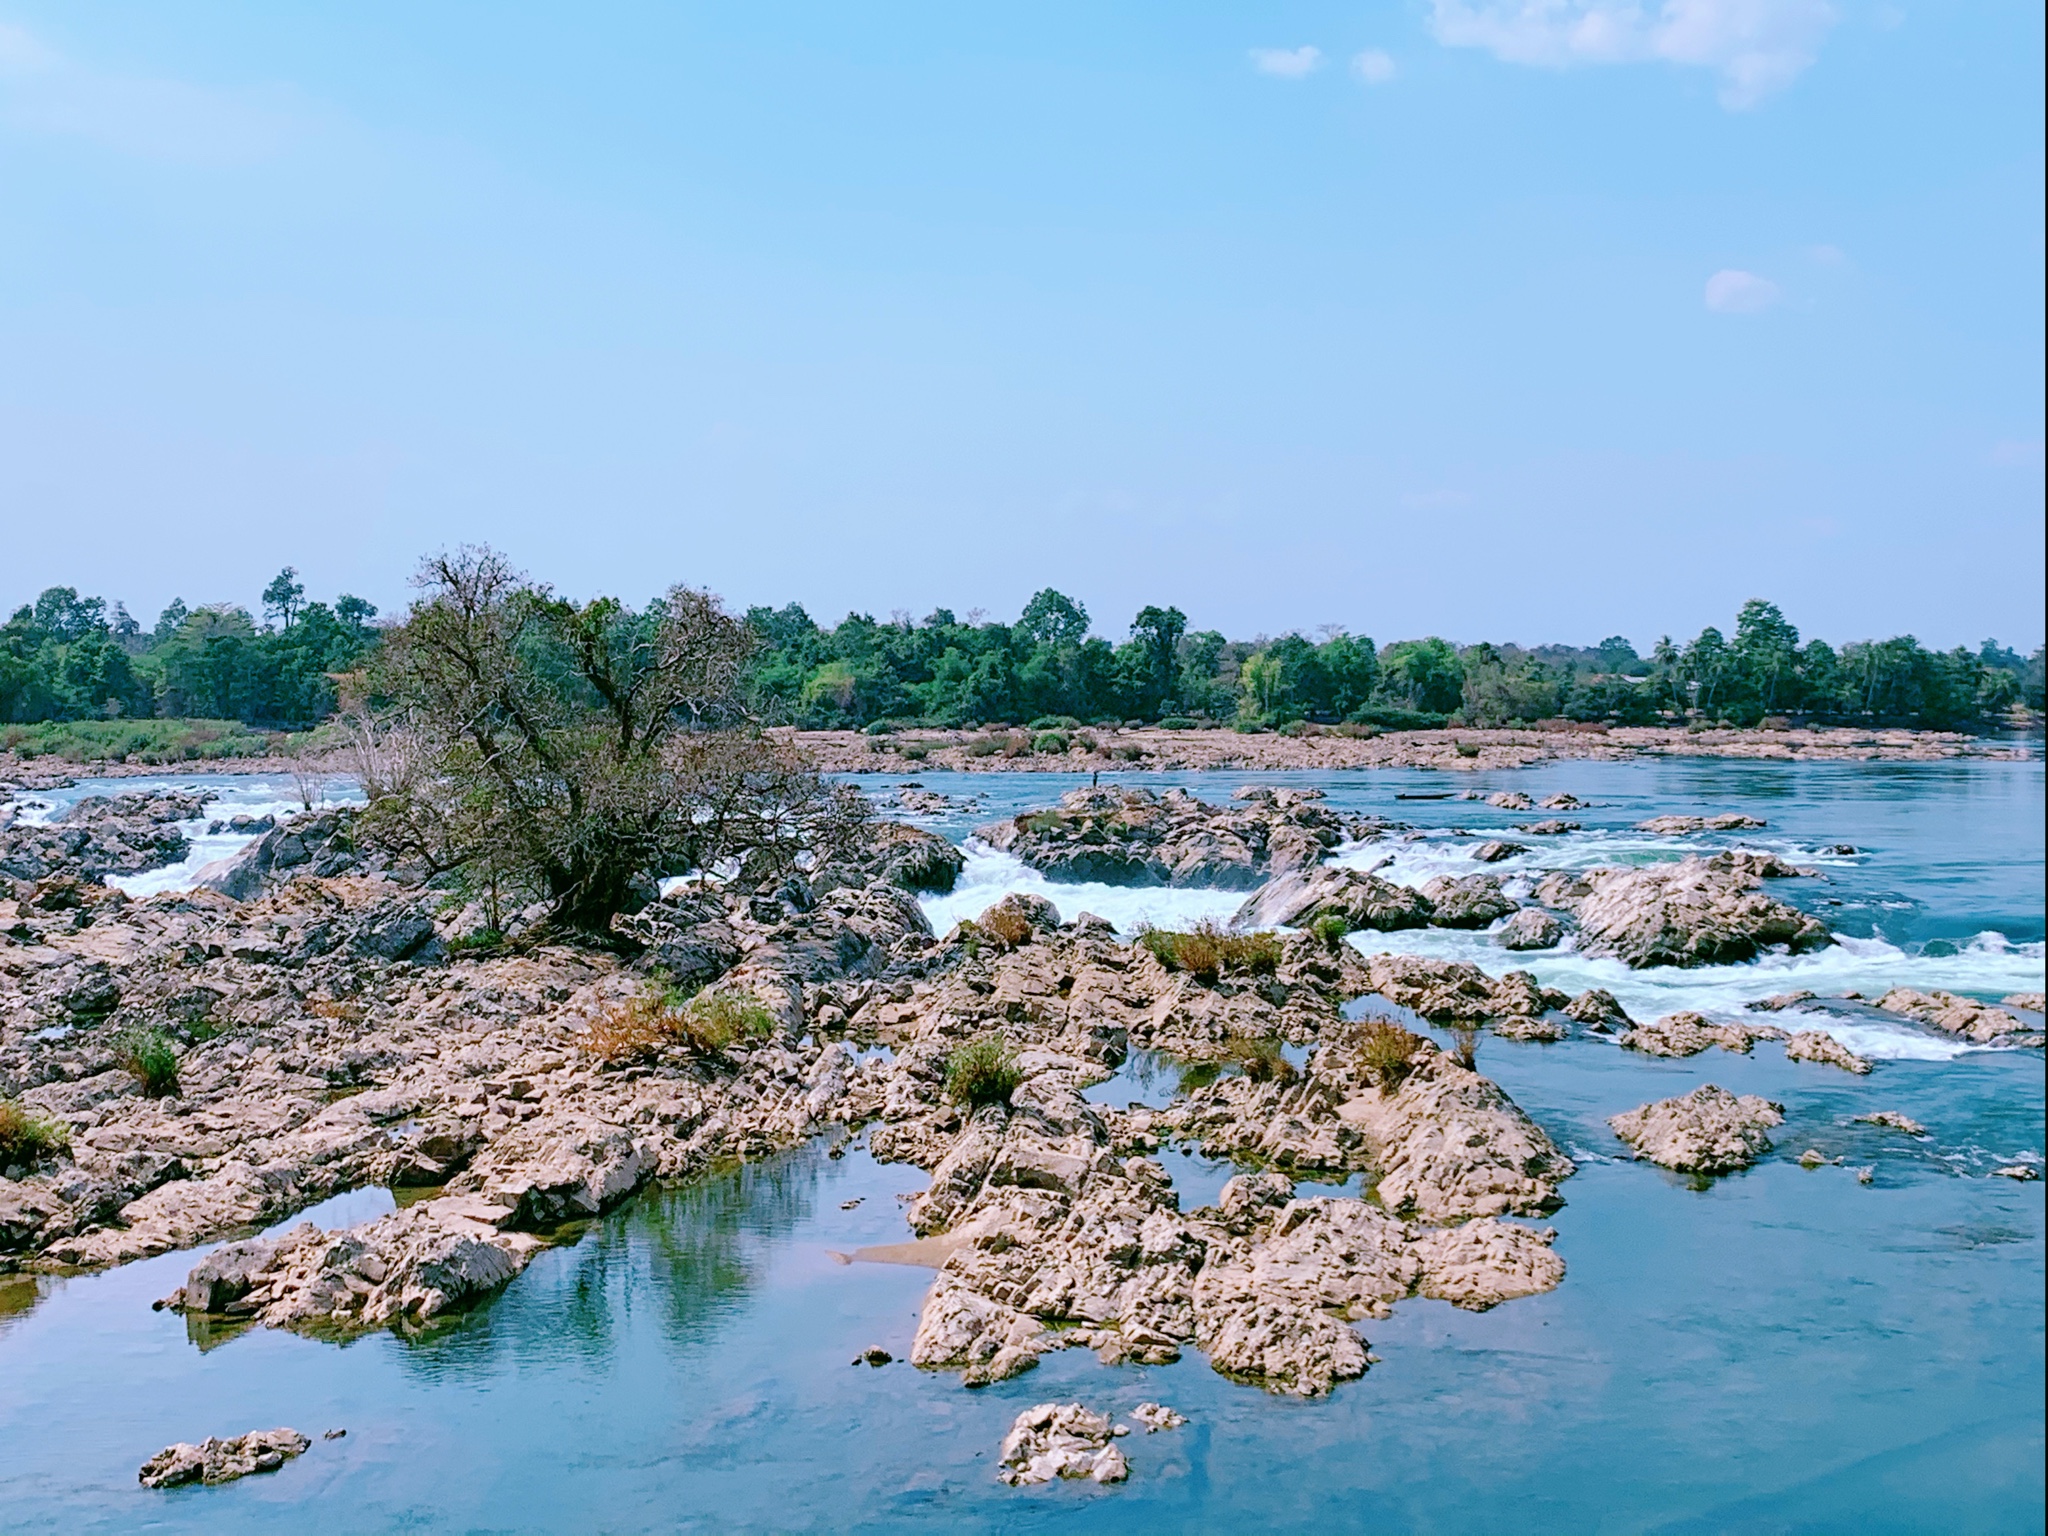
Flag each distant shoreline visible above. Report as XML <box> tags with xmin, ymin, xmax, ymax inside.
<box><xmin>2</xmin><ymin>724</ymin><xmax>2035</xmax><ymax>793</ymax></box>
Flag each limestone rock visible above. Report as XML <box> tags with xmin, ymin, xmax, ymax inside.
<box><xmin>1609</xmin><ymin>1085</ymin><xmax>1784</xmax><ymax>1174</ymax></box>
<box><xmin>1851</xmin><ymin>1111</ymin><xmax>1925</xmax><ymax>1135</ymax></box>
<box><xmin>996</xmin><ymin>1403</ymin><xmax>1129</xmax><ymax>1486</ymax></box>
<box><xmin>1469</xmin><ymin>840</ymin><xmax>1528</xmax><ymax>863</ymax></box>
<box><xmin>1233</xmin><ymin>866</ymin><xmax>1433</xmax><ymax>933</ymax></box>
<box><xmin>1869</xmin><ymin>989</ymin><xmax>2029</xmax><ymax>1044</ymax></box>
<box><xmin>977</xmin><ymin>786</ymin><xmax>1345</xmax><ymax>889</ymax></box>
<box><xmin>1562</xmin><ymin>857</ymin><xmax>1832</xmax><ymax>969</ymax></box>
<box><xmin>1420</xmin><ymin>874</ymin><xmax>1519</xmax><ymax>930</ymax></box>
<box><xmin>1784</xmin><ymin>1029</ymin><xmax>1872</xmax><ymax>1074</ymax></box>
<box><xmin>1563</xmin><ymin>988</ymin><xmax>1632</xmax><ymax>1031</ymax></box>
<box><xmin>1132</xmin><ymin>1402</ymin><xmax>1186</xmax><ymax>1432</ymax></box>
<box><xmin>1496</xmin><ymin>907</ymin><xmax>1564</xmax><ymax>951</ymax></box>
<box><xmin>138</xmin><ymin>1428</ymin><xmax>310</xmax><ymax>1488</ymax></box>
<box><xmin>1634</xmin><ymin>813</ymin><xmax>1767</xmax><ymax>834</ymax></box>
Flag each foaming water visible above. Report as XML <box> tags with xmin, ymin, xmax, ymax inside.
<box><xmin>7</xmin><ymin>773</ymin><xmax>366</xmax><ymax>897</ymax></box>
<box><xmin>919</xmin><ymin>843</ymin><xmax>1246</xmax><ymax>935</ymax></box>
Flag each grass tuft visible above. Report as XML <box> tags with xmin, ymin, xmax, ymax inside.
<box><xmin>944</xmin><ymin>1034</ymin><xmax>1023</xmax><ymax>1109</ymax></box>
<box><xmin>0</xmin><ymin>1099</ymin><xmax>70</xmax><ymax>1165</ymax></box>
<box><xmin>111</xmin><ymin>1026</ymin><xmax>181</xmax><ymax>1097</ymax></box>
<box><xmin>1357</xmin><ymin>1019</ymin><xmax>1425</xmax><ymax>1094</ymax></box>
<box><xmin>1138</xmin><ymin>921</ymin><xmax>1282</xmax><ymax>984</ymax></box>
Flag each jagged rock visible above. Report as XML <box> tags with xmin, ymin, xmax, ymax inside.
<box><xmin>1851</xmin><ymin>1111</ymin><xmax>1925</xmax><ymax>1135</ymax></box>
<box><xmin>1609</xmin><ymin>1085</ymin><xmax>1784</xmax><ymax>1174</ymax></box>
<box><xmin>2002</xmin><ymin>993</ymin><xmax>2044</xmax><ymax>1013</ymax></box>
<box><xmin>996</xmin><ymin>1403</ymin><xmax>1129</xmax><ymax>1486</ymax></box>
<box><xmin>193</xmin><ymin>809</ymin><xmax>365</xmax><ymax>900</ymax></box>
<box><xmin>1634</xmin><ymin>813</ymin><xmax>1767</xmax><ymax>834</ymax></box>
<box><xmin>1563</xmin><ymin>988</ymin><xmax>1632</xmax><ymax>1030</ymax></box>
<box><xmin>1991</xmin><ymin>1165</ymin><xmax>2039</xmax><ymax>1182</ymax></box>
<box><xmin>1869</xmin><ymin>989</ymin><xmax>2030</xmax><ymax>1044</ymax></box>
<box><xmin>1516</xmin><ymin>820</ymin><xmax>1581</xmax><ymax>835</ymax></box>
<box><xmin>1619</xmin><ymin>1012</ymin><xmax>1785</xmax><ymax>1058</ymax></box>
<box><xmin>0</xmin><ymin>790</ymin><xmax>205</xmax><ymax>882</ymax></box>
<box><xmin>1132</xmin><ymin>1402</ymin><xmax>1185</xmax><ymax>1432</ymax></box>
<box><xmin>1483</xmin><ymin>792</ymin><xmax>1534</xmax><ymax>810</ymax></box>
<box><xmin>1496</xmin><ymin>907</ymin><xmax>1564</xmax><ymax>950</ymax></box>
<box><xmin>977</xmin><ymin>785</ymin><xmax>1347</xmax><ymax>889</ymax></box>
<box><xmin>1748</xmin><ymin>990</ymin><xmax>1818</xmax><ymax>1012</ymax></box>
<box><xmin>1559</xmin><ymin>857</ymin><xmax>1832</xmax><ymax>968</ymax></box>
<box><xmin>1468</xmin><ymin>839</ymin><xmax>1528</xmax><ymax>863</ymax></box>
<box><xmin>1538</xmin><ymin>794</ymin><xmax>1586</xmax><ymax>810</ymax></box>
<box><xmin>1359</xmin><ymin>955</ymin><xmax>1567</xmax><ymax>1029</ymax></box>
<box><xmin>138</xmin><ymin>1428</ymin><xmax>310</xmax><ymax>1488</ymax></box>
<box><xmin>866</xmin><ymin>822</ymin><xmax>966</xmax><ymax>892</ymax></box>
<box><xmin>1784</xmin><ymin>1029</ymin><xmax>1872</xmax><ymax>1074</ymax></box>
<box><xmin>1233</xmin><ymin>866</ymin><xmax>1433</xmax><ymax>933</ymax></box>
<box><xmin>1420</xmin><ymin>874</ymin><xmax>1518</xmax><ymax>929</ymax></box>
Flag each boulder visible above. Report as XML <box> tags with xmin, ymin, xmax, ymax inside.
<box><xmin>1634</xmin><ymin>813</ymin><xmax>1767</xmax><ymax>834</ymax></box>
<box><xmin>1233</xmin><ymin>866</ymin><xmax>1433</xmax><ymax>933</ymax></box>
<box><xmin>1851</xmin><ymin>1111</ymin><xmax>1925</xmax><ymax>1136</ymax></box>
<box><xmin>194</xmin><ymin>809</ymin><xmax>362</xmax><ymax>900</ymax></box>
<box><xmin>138</xmin><ymin>1428</ymin><xmax>310</xmax><ymax>1489</ymax></box>
<box><xmin>1420</xmin><ymin>874</ymin><xmax>1518</xmax><ymax>929</ymax></box>
<box><xmin>1562</xmin><ymin>857</ymin><xmax>1832</xmax><ymax>968</ymax></box>
<box><xmin>1609</xmin><ymin>1085</ymin><xmax>1784</xmax><ymax>1174</ymax></box>
<box><xmin>1784</xmin><ymin>1029</ymin><xmax>1872</xmax><ymax>1074</ymax></box>
<box><xmin>996</xmin><ymin>1403</ymin><xmax>1129</xmax><ymax>1486</ymax></box>
<box><xmin>1496</xmin><ymin>907</ymin><xmax>1564</xmax><ymax>951</ymax></box>
<box><xmin>1562</xmin><ymin>988</ymin><xmax>1632</xmax><ymax>1030</ymax></box>
<box><xmin>1468</xmin><ymin>840</ymin><xmax>1528</xmax><ymax>863</ymax></box>
<box><xmin>1869</xmin><ymin>989</ymin><xmax>2029</xmax><ymax>1044</ymax></box>
<box><xmin>1516</xmin><ymin>820</ymin><xmax>1580</xmax><ymax>835</ymax></box>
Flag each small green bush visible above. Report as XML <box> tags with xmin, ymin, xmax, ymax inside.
<box><xmin>1027</xmin><ymin>715</ymin><xmax>1081</xmax><ymax>731</ymax></box>
<box><xmin>964</xmin><ymin>734</ymin><xmax>1005</xmax><ymax>757</ymax></box>
<box><xmin>111</xmin><ymin>1026</ymin><xmax>181</xmax><ymax>1097</ymax></box>
<box><xmin>0</xmin><ymin>1099</ymin><xmax>70</xmax><ymax>1165</ymax></box>
<box><xmin>445</xmin><ymin>928</ymin><xmax>507</xmax><ymax>956</ymax></box>
<box><xmin>1157</xmin><ymin>716</ymin><xmax>1199</xmax><ymax>731</ymax></box>
<box><xmin>1033</xmin><ymin>731</ymin><xmax>1070</xmax><ymax>754</ymax></box>
<box><xmin>1357</xmin><ymin>1019</ymin><xmax>1424</xmax><ymax>1093</ymax></box>
<box><xmin>1310</xmin><ymin>914</ymin><xmax>1350</xmax><ymax>949</ymax></box>
<box><xmin>864</xmin><ymin>720</ymin><xmax>899</xmax><ymax>736</ymax></box>
<box><xmin>684</xmin><ymin>992</ymin><xmax>777</xmax><ymax>1053</ymax></box>
<box><xmin>1226</xmin><ymin>1034</ymin><xmax>1298</xmax><ymax>1085</ymax></box>
<box><xmin>1138</xmin><ymin>922</ymin><xmax>1282</xmax><ymax>984</ymax></box>
<box><xmin>944</xmin><ymin>1034</ymin><xmax>1022</xmax><ymax>1109</ymax></box>
<box><xmin>1277</xmin><ymin>719</ymin><xmax>1316</xmax><ymax>738</ymax></box>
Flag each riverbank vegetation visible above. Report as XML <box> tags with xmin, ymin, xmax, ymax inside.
<box><xmin>7</xmin><ymin>572</ymin><xmax>2041</xmax><ymax>738</ymax></box>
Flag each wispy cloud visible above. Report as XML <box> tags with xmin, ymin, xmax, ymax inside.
<box><xmin>1704</xmin><ymin>268</ymin><xmax>1780</xmax><ymax>313</ymax></box>
<box><xmin>1250</xmin><ymin>46</ymin><xmax>1323</xmax><ymax>78</ymax></box>
<box><xmin>1352</xmin><ymin>50</ymin><xmax>1398</xmax><ymax>84</ymax></box>
<box><xmin>1989</xmin><ymin>438</ymin><xmax>2045</xmax><ymax>470</ymax></box>
<box><xmin>1426</xmin><ymin>0</ymin><xmax>1837</xmax><ymax>108</ymax></box>
<box><xmin>0</xmin><ymin>19</ymin><xmax>302</xmax><ymax>162</ymax></box>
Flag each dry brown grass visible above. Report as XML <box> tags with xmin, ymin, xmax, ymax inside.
<box><xmin>307</xmin><ymin>998</ymin><xmax>365</xmax><ymax>1023</ymax></box>
<box><xmin>1139</xmin><ymin>922</ymin><xmax>1282</xmax><ymax>984</ymax></box>
<box><xmin>0</xmin><ymin>1098</ymin><xmax>70</xmax><ymax>1165</ymax></box>
<box><xmin>1357</xmin><ymin>1019</ymin><xmax>1427</xmax><ymax>1093</ymax></box>
<box><xmin>1224</xmin><ymin>1033</ymin><xmax>1298</xmax><ymax>1084</ymax></box>
<box><xmin>579</xmin><ymin>989</ymin><xmax>776</xmax><ymax>1066</ymax></box>
<box><xmin>982</xmin><ymin>907</ymin><xmax>1033</xmax><ymax>948</ymax></box>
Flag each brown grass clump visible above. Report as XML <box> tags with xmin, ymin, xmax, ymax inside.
<box><xmin>1139</xmin><ymin>922</ymin><xmax>1282</xmax><ymax>984</ymax></box>
<box><xmin>1357</xmin><ymin>1019</ymin><xmax>1426</xmax><ymax>1093</ymax></box>
<box><xmin>307</xmin><ymin>998</ymin><xmax>365</xmax><ymax>1023</ymax></box>
<box><xmin>1225</xmin><ymin>1034</ymin><xmax>1298</xmax><ymax>1085</ymax></box>
<box><xmin>580</xmin><ymin>989</ymin><xmax>776</xmax><ymax>1066</ymax></box>
<box><xmin>0</xmin><ymin>1098</ymin><xmax>70</xmax><ymax>1166</ymax></box>
<box><xmin>982</xmin><ymin>907</ymin><xmax>1033</xmax><ymax>948</ymax></box>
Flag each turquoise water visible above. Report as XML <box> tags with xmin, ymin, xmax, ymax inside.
<box><xmin>1</xmin><ymin>759</ymin><xmax>2041</xmax><ymax>1532</ymax></box>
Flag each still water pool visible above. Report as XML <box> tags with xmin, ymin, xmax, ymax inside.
<box><xmin>0</xmin><ymin>758</ymin><xmax>2040</xmax><ymax>1532</ymax></box>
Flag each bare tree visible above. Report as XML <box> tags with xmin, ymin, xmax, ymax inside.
<box><xmin>358</xmin><ymin>547</ymin><xmax>860</xmax><ymax>932</ymax></box>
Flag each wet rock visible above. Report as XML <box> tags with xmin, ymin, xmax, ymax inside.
<box><xmin>1515</xmin><ymin>820</ymin><xmax>1580</xmax><ymax>835</ymax></box>
<box><xmin>1784</xmin><ymin>1029</ymin><xmax>1872</xmax><ymax>1074</ymax></box>
<box><xmin>138</xmin><ymin>1428</ymin><xmax>310</xmax><ymax>1488</ymax></box>
<box><xmin>1483</xmin><ymin>792</ymin><xmax>1534</xmax><ymax>811</ymax></box>
<box><xmin>1468</xmin><ymin>840</ymin><xmax>1528</xmax><ymax>864</ymax></box>
<box><xmin>2002</xmin><ymin>992</ymin><xmax>2044</xmax><ymax>1014</ymax></box>
<box><xmin>193</xmin><ymin>810</ymin><xmax>365</xmax><ymax>901</ymax></box>
<box><xmin>1233</xmin><ymin>866</ymin><xmax>1434</xmax><ymax>933</ymax></box>
<box><xmin>1619</xmin><ymin>1012</ymin><xmax>1786</xmax><ymax>1058</ymax></box>
<box><xmin>0</xmin><ymin>790</ymin><xmax>203</xmax><ymax>882</ymax></box>
<box><xmin>854</xmin><ymin>1345</ymin><xmax>893</xmax><ymax>1366</ymax></box>
<box><xmin>1420</xmin><ymin>874</ymin><xmax>1518</xmax><ymax>930</ymax></box>
<box><xmin>865</xmin><ymin>822</ymin><xmax>966</xmax><ymax>893</ymax></box>
<box><xmin>1538</xmin><ymin>794</ymin><xmax>1586</xmax><ymax>810</ymax></box>
<box><xmin>1609</xmin><ymin>1085</ymin><xmax>1784</xmax><ymax>1174</ymax></box>
<box><xmin>1851</xmin><ymin>1111</ymin><xmax>1925</xmax><ymax>1135</ymax></box>
<box><xmin>1748</xmin><ymin>990</ymin><xmax>1818</xmax><ymax>1012</ymax></box>
<box><xmin>1496</xmin><ymin>907</ymin><xmax>1564</xmax><ymax>951</ymax></box>
<box><xmin>978</xmin><ymin>786</ymin><xmax>1347</xmax><ymax>889</ymax></box>
<box><xmin>1132</xmin><ymin>1402</ymin><xmax>1185</xmax><ymax>1432</ymax></box>
<box><xmin>1562</xmin><ymin>988</ymin><xmax>1632</xmax><ymax>1031</ymax></box>
<box><xmin>1561</xmin><ymin>857</ymin><xmax>1832</xmax><ymax>969</ymax></box>
<box><xmin>996</xmin><ymin>1403</ymin><xmax>1129</xmax><ymax>1486</ymax></box>
<box><xmin>1869</xmin><ymin>989</ymin><xmax>2031</xmax><ymax>1045</ymax></box>
<box><xmin>1990</xmin><ymin>1165</ymin><xmax>2039</xmax><ymax>1182</ymax></box>
<box><xmin>1634</xmin><ymin>813</ymin><xmax>1767</xmax><ymax>834</ymax></box>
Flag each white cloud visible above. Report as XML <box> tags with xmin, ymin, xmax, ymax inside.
<box><xmin>1250</xmin><ymin>46</ymin><xmax>1323</xmax><ymax>78</ymax></box>
<box><xmin>0</xmin><ymin>20</ymin><xmax>300</xmax><ymax>162</ymax></box>
<box><xmin>1427</xmin><ymin>0</ymin><xmax>1837</xmax><ymax>108</ymax></box>
<box><xmin>1806</xmin><ymin>243</ymin><xmax>1847</xmax><ymax>266</ymax></box>
<box><xmin>1704</xmin><ymin>268</ymin><xmax>1781</xmax><ymax>313</ymax></box>
<box><xmin>1352</xmin><ymin>49</ymin><xmax>1398</xmax><ymax>84</ymax></box>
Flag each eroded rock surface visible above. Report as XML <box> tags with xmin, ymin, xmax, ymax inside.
<box><xmin>1552</xmin><ymin>858</ymin><xmax>1831</xmax><ymax>968</ymax></box>
<box><xmin>138</xmin><ymin>1428</ymin><xmax>310</xmax><ymax>1488</ymax></box>
<box><xmin>0</xmin><ymin>790</ymin><xmax>206</xmax><ymax>883</ymax></box>
<box><xmin>1784</xmin><ymin>1029</ymin><xmax>1872</xmax><ymax>1074</ymax></box>
<box><xmin>996</xmin><ymin>1403</ymin><xmax>1128</xmax><ymax>1486</ymax></box>
<box><xmin>1610</xmin><ymin>1085</ymin><xmax>1784</xmax><ymax>1174</ymax></box>
<box><xmin>1870</xmin><ymin>989</ymin><xmax>2033</xmax><ymax>1045</ymax></box>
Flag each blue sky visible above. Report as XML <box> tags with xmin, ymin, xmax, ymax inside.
<box><xmin>1</xmin><ymin>2</ymin><xmax>2041</xmax><ymax>650</ymax></box>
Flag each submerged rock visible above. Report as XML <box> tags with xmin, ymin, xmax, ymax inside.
<box><xmin>1784</xmin><ymin>1029</ymin><xmax>1872</xmax><ymax>1075</ymax></box>
<box><xmin>996</xmin><ymin>1403</ymin><xmax>1129</xmax><ymax>1486</ymax></box>
<box><xmin>1634</xmin><ymin>814</ymin><xmax>1767</xmax><ymax>834</ymax></box>
<box><xmin>1609</xmin><ymin>1085</ymin><xmax>1785</xmax><ymax>1175</ymax></box>
<box><xmin>138</xmin><ymin>1428</ymin><xmax>310</xmax><ymax>1488</ymax></box>
<box><xmin>1851</xmin><ymin>1111</ymin><xmax>1926</xmax><ymax>1135</ymax></box>
<box><xmin>1869</xmin><ymin>989</ymin><xmax>2033</xmax><ymax>1045</ymax></box>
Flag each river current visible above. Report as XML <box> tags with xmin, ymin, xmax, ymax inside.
<box><xmin>1</xmin><ymin>758</ymin><xmax>2041</xmax><ymax>1532</ymax></box>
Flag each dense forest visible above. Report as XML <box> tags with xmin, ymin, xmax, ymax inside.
<box><xmin>3</xmin><ymin>571</ymin><xmax>2042</xmax><ymax>740</ymax></box>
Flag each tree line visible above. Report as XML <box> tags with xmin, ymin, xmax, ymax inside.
<box><xmin>3</xmin><ymin>572</ymin><xmax>2040</xmax><ymax>735</ymax></box>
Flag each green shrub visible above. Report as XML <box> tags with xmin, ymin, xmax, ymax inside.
<box><xmin>0</xmin><ymin>718</ymin><xmax>278</xmax><ymax>765</ymax></box>
<box><xmin>0</xmin><ymin>1099</ymin><xmax>70</xmax><ymax>1165</ymax></box>
<box><xmin>944</xmin><ymin>1034</ymin><xmax>1022</xmax><ymax>1109</ymax></box>
<box><xmin>1346</xmin><ymin>706</ymin><xmax>1449</xmax><ymax>732</ymax></box>
<box><xmin>1027</xmin><ymin>715</ymin><xmax>1081</xmax><ymax>731</ymax></box>
<box><xmin>864</xmin><ymin>720</ymin><xmax>898</xmax><ymax>736</ymax></box>
<box><xmin>1033</xmin><ymin>731</ymin><xmax>1070</xmax><ymax>754</ymax></box>
<box><xmin>683</xmin><ymin>992</ymin><xmax>777</xmax><ymax>1053</ymax></box>
<box><xmin>1310</xmin><ymin>914</ymin><xmax>1350</xmax><ymax>950</ymax></box>
<box><xmin>964</xmin><ymin>734</ymin><xmax>1005</xmax><ymax>757</ymax></box>
<box><xmin>1277</xmin><ymin>719</ymin><xmax>1316</xmax><ymax>738</ymax></box>
<box><xmin>898</xmin><ymin>743</ymin><xmax>930</xmax><ymax>761</ymax></box>
<box><xmin>445</xmin><ymin>928</ymin><xmax>506</xmax><ymax>956</ymax></box>
<box><xmin>1138</xmin><ymin>922</ymin><xmax>1282</xmax><ymax>984</ymax></box>
<box><xmin>111</xmin><ymin>1026</ymin><xmax>181</xmax><ymax>1097</ymax></box>
<box><xmin>1157</xmin><ymin>716</ymin><xmax>1199</xmax><ymax>731</ymax></box>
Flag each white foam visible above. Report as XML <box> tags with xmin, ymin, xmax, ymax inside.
<box><xmin>1341</xmin><ymin>925</ymin><xmax>2043</xmax><ymax>1061</ymax></box>
<box><xmin>918</xmin><ymin>842</ymin><xmax>1247</xmax><ymax>936</ymax></box>
<box><xmin>91</xmin><ymin>776</ymin><xmax>366</xmax><ymax>897</ymax></box>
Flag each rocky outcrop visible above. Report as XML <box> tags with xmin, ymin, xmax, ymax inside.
<box><xmin>978</xmin><ymin>785</ymin><xmax>1355</xmax><ymax>889</ymax></box>
<box><xmin>997</xmin><ymin>1403</ymin><xmax>1129</xmax><ymax>1485</ymax></box>
<box><xmin>1609</xmin><ymin>1086</ymin><xmax>1784</xmax><ymax>1174</ymax></box>
<box><xmin>1468</xmin><ymin>840</ymin><xmax>1527</xmax><ymax>863</ymax></box>
<box><xmin>1495</xmin><ymin>907</ymin><xmax>1564</xmax><ymax>950</ymax></box>
<box><xmin>1232</xmin><ymin>866</ymin><xmax>1433</xmax><ymax>933</ymax></box>
<box><xmin>1132</xmin><ymin>1402</ymin><xmax>1185</xmax><ymax>1432</ymax></box>
<box><xmin>862</xmin><ymin>822</ymin><xmax>966</xmax><ymax>892</ymax></box>
<box><xmin>1634</xmin><ymin>814</ymin><xmax>1767</xmax><ymax>834</ymax></box>
<box><xmin>1869</xmin><ymin>989</ymin><xmax>2032</xmax><ymax>1045</ymax></box>
<box><xmin>1784</xmin><ymin>1029</ymin><xmax>1872</xmax><ymax>1074</ymax></box>
<box><xmin>193</xmin><ymin>809</ymin><xmax>368</xmax><ymax>900</ymax></box>
<box><xmin>1852</xmin><ymin>1111</ymin><xmax>1925</xmax><ymax>1135</ymax></box>
<box><xmin>1619</xmin><ymin>1012</ymin><xmax>1787</xmax><ymax>1058</ymax></box>
<box><xmin>1358</xmin><ymin>955</ymin><xmax>1570</xmax><ymax>1037</ymax></box>
<box><xmin>138</xmin><ymin>1428</ymin><xmax>310</xmax><ymax>1488</ymax></box>
<box><xmin>1554</xmin><ymin>857</ymin><xmax>1832</xmax><ymax>968</ymax></box>
<box><xmin>0</xmin><ymin>790</ymin><xmax>207</xmax><ymax>883</ymax></box>
<box><xmin>1562</xmin><ymin>988</ymin><xmax>1632</xmax><ymax>1031</ymax></box>
<box><xmin>1419</xmin><ymin>874</ymin><xmax>1518</xmax><ymax>929</ymax></box>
